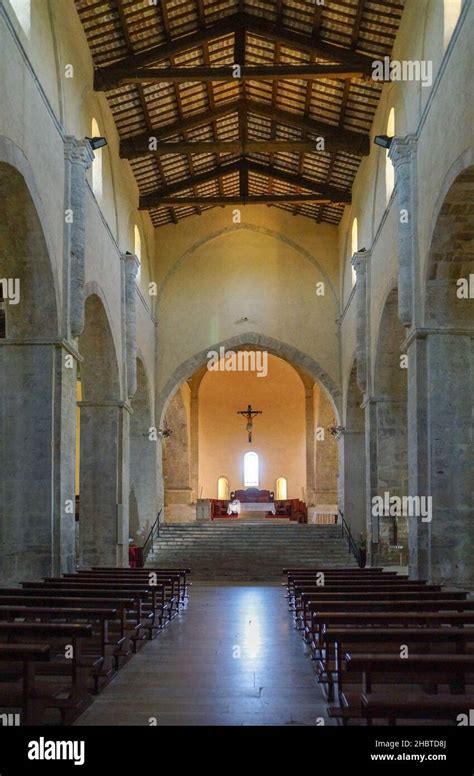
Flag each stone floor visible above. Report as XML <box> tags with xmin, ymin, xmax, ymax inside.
<box><xmin>76</xmin><ymin>583</ymin><xmax>332</xmax><ymax>726</ymax></box>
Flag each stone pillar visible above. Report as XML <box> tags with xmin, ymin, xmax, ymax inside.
<box><xmin>0</xmin><ymin>340</ymin><xmax>77</xmax><ymax>582</ymax></box>
<box><xmin>305</xmin><ymin>388</ymin><xmax>316</xmax><ymax>505</ymax></box>
<box><xmin>388</xmin><ymin>135</ymin><xmax>418</xmax><ymax>327</ymax></box>
<box><xmin>122</xmin><ymin>253</ymin><xmax>139</xmax><ymax>399</ymax></box>
<box><xmin>406</xmin><ymin>329</ymin><xmax>473</xmax><ymax>587</ymax></box>
<box><xmin>362</xmin><ymin>396</ymin><xmax>379</xmax><ymax>565</ymax></box>
<box><xmin>64</xmin><ymin>137</ymin><xmax>94</xmax><ymax>339</ymax></box>
<box><xmin>352</xmin><ymin>249</ymin><xmax>370</xmax><ymax>394</ymax></box>
<box><xmin>406</xmin><ymin>332</ymin><xmax>431</xmax><ymax>581</ymax></box>
<box><xmin>375</xmin><ymin>395</ymin><xmax>408</xmax><ymax>564</ymax></box>
<box><xmin>78</xmin><ymin>400</ymin><xmax>130</xmax><ymax>567</ymax></box>
<box><xmin>342</xmin><ymin>428</ymin><xmax>366</xmax><ymax>540</ymax></box>
<box><xmin>314</xmin><ymin>388</ymin><xmax>338</xmax><ymax>504</ymax></box>
<box><xmin>190</xmin><ymin>386</ymin><xmax>199</xmax><ymax>502</ymax></box>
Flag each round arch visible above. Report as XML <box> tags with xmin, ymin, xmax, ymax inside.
<box><xmin>156</xmin><ymin>332</ymin><xmax>341</xmax><ymax>426</ymax></box>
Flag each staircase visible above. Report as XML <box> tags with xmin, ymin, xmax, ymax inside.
<box><xmin>146</xmin><ymin>522</ymin><xmax>357</xmax><ymax>580</ymax></box>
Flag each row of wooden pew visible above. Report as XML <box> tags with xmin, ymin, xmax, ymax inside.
<box><xmin>0</xmin><ymin>566</ymin><xmax>190</xmax><ymax>726</ymax></box>
<box><xmin>284</xmin><ymin>566</ymin><xmax>474</xmax><ymax>725</ymax></box>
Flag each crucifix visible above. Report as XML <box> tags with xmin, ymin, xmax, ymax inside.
<box><xmin>237</xmin><ymin>404</ymin><xmax>262</xmax><ymax>443</ymax></box>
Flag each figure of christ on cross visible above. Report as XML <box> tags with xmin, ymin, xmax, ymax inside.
<box><xmin>237</xmin><ymin>404</ymin><xmax>262</xmax><ymax>443</ymax></box>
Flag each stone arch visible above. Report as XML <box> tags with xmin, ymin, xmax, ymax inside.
<box><xmin>157</xmin><ymin>332</ymin><xmax>340</xmax><ymax>425</ymax></box>
<box><xmin>0</xmin><ymin>154</ymin><xmax>71</xmax><ymax>584</ymax></box>
<box><xmin>414</xmin><ymin>158</ymin><xmax>474</xmax><ymax>587</ymax></box>
<box><xmin>78</xmin><ymin>293</ymin><xmax>123</xmax><ymax>566</ymax></box>
<box><xmin>0</xmin><ymin>157</ymin><xmax>58</xmax><ymax>337</ymax></box>
<box><xmin>425</xmin><ymin>159</ymin><xmax>474</xmax><ymax>327</ymax></box>
<box><xmin>129</xmin><ymin>357</ymin><xmax>157</xmax><ymax>543</ymax></box>
<box><xmin>373</xmin><ymin>287</ymin><xmax>408</xmax><ymax>565</ymax></box>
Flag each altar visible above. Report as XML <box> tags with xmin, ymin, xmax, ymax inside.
<box><xmin>227</xmin><ymin>501</ymin><xmax>276</xmax><ymax>515</ymax></box>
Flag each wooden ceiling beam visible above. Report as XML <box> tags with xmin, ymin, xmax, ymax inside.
<box><xmin>141</xmin><ymin>195</ymin><xmax>334</xmax><ymax>207</ymax></box>
<box><xmin>120</xmin><ymin>98</ymin><xmax>369</xmax><ymax>158</ymax></box>
<box><xmin>93</xmin><ymin>12</ymin><xmax>376</xmax><ymax>90</ymax></box>
<box><xmin>138</xmin><ymin>161</ymin><xmax>242</xmax><ymax>208</ymax></box>
<box><xmin>245</xmin><ymin>160</ymin><xmax>351</xmax><ymax>202</ymax></box>
<box><xmin>121</xmin><ymin>138</ymin><xmax>359</xmax><ymax>157</ymax></box>
<box><xmin>246</xmin><ymin>99</ymin><xmax>370</xmax><ymax>156</ymax></box>
<box><xmin>95</xmin><ymin>63</ymin><xmax>370</xmax><ymax>89</ymax></box>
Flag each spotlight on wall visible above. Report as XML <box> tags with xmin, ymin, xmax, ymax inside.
<box><xmin>86</xmin><ymin>136</ymin><xmax>108</xmax><ymax>150</ymax></box>
<box><xmin>373</xmin><ymin>135</ymin><xmax>394</xmax><ymax>150</ymax></box>
<box><xmin>158</xmin><ymin>427</ymin><xmax>173</xmax><ymax>439</ymax></box>
<box><xmin>329</xmin><ymin>425</ymin><xmax>345</xmax><ymax>440</ymax></box>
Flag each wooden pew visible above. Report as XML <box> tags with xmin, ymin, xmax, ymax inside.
<box><xmin>92</xmin><ymin>567</ymin><xmax>191</xmax><ymax>603</ymax></box>
<box><xmin>298</xmin><ymin>589</ymin><xmax>468</xmax><ymax>631</ymax></box>
<box><xmin>360</xmin><ymin>691</ymin><xmax>474</xmax><ymax>725</ymax></box>
<box><xmin>0</xmin><ymin>605</ymin><xmax>119</xmax><ymax>692</ymax></box>
<box><xmin>69</xmin><ymin>571</ymin><xmax>181</xmax><ymax>616</ymax></box>
<box><xmin>21</xmin><ymin>581</ymin><xmax>172</xmax><ymax>638</ymax></box>
<box><xmin>323</xmin><ymin>625</ymin><xmax>474</xmax><ymax>706</ymax></box>
<box><xmin>345</xmin><ymin>652</ymin><xmax>474</xmax><ymax>700</ymax></box>
<box><xmin>0</xmin><ymin>622</ymin><xmax>93</xmax><ymax>724</ymax></box>
<box><xmin>0</xmin><ymin>643</ymin><xmax>51</xmax><ymax>725</ymax></box>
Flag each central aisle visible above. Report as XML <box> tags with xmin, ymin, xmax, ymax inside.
<box><xmin>77</xmin><ymin>584</ymin><xmax>331</xmax><ymax>726</ymax></box>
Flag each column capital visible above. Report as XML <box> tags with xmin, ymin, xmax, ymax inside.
<box><xmin>352</xmin><ymin>248</ymin><xmax>370</xmax><ymax>274</ymax></box>
<box><xmin>64</xmin><ymin>135</ymin><xmax>94</xmax><ymax>169</ymax></box>
<box><xmin>121</xmin><ymin>252</ymin><xmax>140</xmax><ymax>280</ymax></box>
<box><xmin>388</xmin><ymin>134</ymin><xmax>417</xmax><ymax>169</ymax></box>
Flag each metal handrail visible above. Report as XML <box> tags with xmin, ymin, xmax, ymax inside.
<box><xmin>339</xmin><ymin>509</ymin><xmax>364</xmax><ymax>567</ymax></box>
<box><xmin>137</xmin><ymin>509</ymin><xmax>162</xmax><ymax>567</ymax></box>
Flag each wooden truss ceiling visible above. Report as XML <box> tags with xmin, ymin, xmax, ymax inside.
<box><xmin>75</xmin><ymin>0</ymin><xmax>405</xmax><ymax>227</ymax></box>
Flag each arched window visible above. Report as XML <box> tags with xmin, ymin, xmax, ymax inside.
<box><xmin>217</xmin><ymin>476</ymin><xmax>229</xmax><ymax>500</ymax></box>
<box><xmin>385</xmin><ymin>108</ymin><xmax>396</xmax><ymax>204</ymax></box>
<box><xmin>244</xmin><ymin>452</ymin><xmax>259</xmax><ymax>487</ymax></box>
<box><xmin>275</xmin><ymin>477</ymin><xmax>287</xmax><ymax>500</ymax></box>
<box><xmin>444</xmin><ymin>0</ymin><xmax>462</xmax><ymax>49</ymax></box>
<box><xmin>134</xmin><ymin>224</ymin><xmax>142</xmax><ymax>281</ymax></box>
<box><xmin>91</xmin><ymin>118</ymin><xmax>103</xmax><ymax>201</ymax></box>
<box><xmin>351</xmin><ymin>217</ymin><xmax>358</xmax><ymax>287</ymax></box>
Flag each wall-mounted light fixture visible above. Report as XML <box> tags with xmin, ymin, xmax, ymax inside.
<box><xmin>86</xmin><ymin>136</ymin><xmax>108</xmax><ymax>151</ymax></box>
<box><xmin>373</xmin><ymin>135</ymin><xmax>393</xmax><ymax>150</ymax></box>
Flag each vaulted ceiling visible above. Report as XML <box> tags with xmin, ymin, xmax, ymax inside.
<box><xmin>75</xmin><ymin>0</ymin><xmax>405</xmax><ymax>227</ymax></box>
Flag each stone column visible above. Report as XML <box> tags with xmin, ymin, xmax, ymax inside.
<box><xmin>342</xmin><ymin>427</ymin><xmax>366</xmax><ymax>540</ymax></box>
<box><xmin>305</xmin><ymin>388</ymin><xmax>316</xmax><ymax>506</ymax></box>
<box><xmin>314</xmin><ymin>389</ymin><xmax>338</xmax><ymax>504</ymax></box>
<box><xmin>190</xmin><ymin>386</ymin><xmax>199</xmax><ymax>502</ymax></box>
<box><xmin>64</xmin><ymin>137</ymin><xmax>94</xmax><ymax>339</ymax></box>
<box><xmin>362</xmin><ymin>396</ymin><xmax>379</xmax><ymax>565</ymax></box>
<box><xmin>406</xmin><ymin>329</ymin><xmax>473</xmax><ymax>587</ymax></box>
<box><xmin>352</xmin><ymin>249</ymin><xmax>370</xmax><ymax>394</ymax></box>
<box><xmin>388</xmin><ymin>135</ymin><xmax>418</xmax><ymax>327</ymax></box>
<box><xmin>122</xmin><ymin>253</ymin><xmax>139</xmax><ymax>399</ymax></box>
<box><xmin>78</xmin><ymin>400</ymin><xmax>131</xmax><ymax>567</ymax></box>
<box><xmin>0</xmin><ymin>340</ymin><xmax>78</xmax><ymax>583</ymax></box>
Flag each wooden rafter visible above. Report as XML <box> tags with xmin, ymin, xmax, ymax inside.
<box><xmin>93</xmin><ymin>12</ymin><xmax>375</xmax><ymax>90</ymax></box>
<box><xmin>120</xmin><ymin>98</ymin><xmax>370</xmax><ymax>159</ymax></box>
<box><xmin>75</xmin><ymin>0</ymin><xmax>405</xmax><ymax>227</ymax></box>
<box><xmin>138</xmin><ymin>160</ymin><xmax>351</xmax><ymax>210</ymax></box>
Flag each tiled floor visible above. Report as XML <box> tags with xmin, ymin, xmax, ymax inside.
<box><xmin>76</xmin><ymin>583</ymin><xmax>332</xmax><ymax>726</ymax></box>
